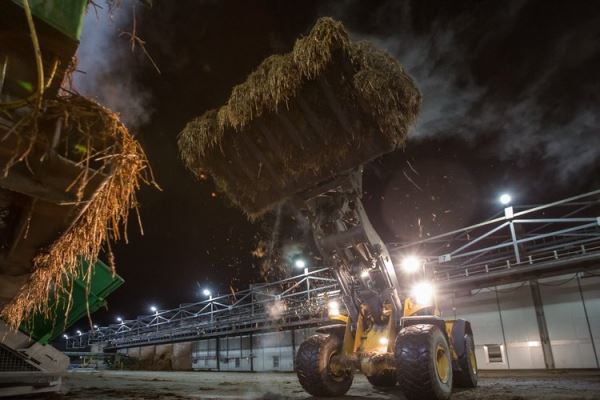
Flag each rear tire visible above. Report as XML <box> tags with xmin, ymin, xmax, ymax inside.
<box><xmin>296</xmin><ymin>334</ymin><xmax>353</xmax><ymax>397</ymax></box>
<box><xmin>395</xmin><ymin>324</ymin><xmax>452</xmax><ymax>400</ymax></box>
<box><xmin>366</xmin><ymin>353</ymin><xmax>396</xmax><ymax>387</ymax></box>
<box><xmin>453</xmin><ymin>333</ymin><xmax>478</xmax><ymax>388</ymax></box>
<box><xmin>366</xmin><ymin>370</ymin><xmax>397</xmax><ymax>387</ymax></box>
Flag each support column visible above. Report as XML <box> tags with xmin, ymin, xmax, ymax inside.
<box><xmin>495</xmin><ymin>288</ymin><xmax>510</xmax><ymax>368</ymax></box>
<box><xmin>530</xmin><ymin>280</ymin><xmax>555</xmax><ymax>369</ymax></box>
<box><xmin>249</xmin><ymin>333</ymin><xmax>254</xmax><ymax>372</ymax></box>
<box><xmin>291</xmin><ymin>328</ymin><xmax>296</xmax><ymax>370</ymax></box>
<box><xmin>577</xmin><ymin>274</ymin><xmax>599</xmax><ymax>368</ymax></box>
<box><xmin>216</xmin><ymin>337</ymin><xmax>220</xmax><ymax>371</ymax></box>
<box><xmin>508</xmin><ymin>219</ymin><xmax>521</xmax><ymax>263</ymax></box>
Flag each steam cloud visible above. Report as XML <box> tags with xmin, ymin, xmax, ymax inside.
<box><xmin>74</xmin><ymin>1</ymin><xmax>152</xmax><ymax>129</ymax></box>
<box><xmin>322</xmin><ymin>0</ymin><xmax>600</xmax><ymax>183</ymax></box>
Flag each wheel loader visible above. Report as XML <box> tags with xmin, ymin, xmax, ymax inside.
<box><xmin>179</xmin><ymin>17</ymin><xmax>478</xmax><ymax>400</ymax></box>
<box><xmin>291</xmin><ymin>168</ymin><xmax>478</xmax><ymax>399</ymax></box>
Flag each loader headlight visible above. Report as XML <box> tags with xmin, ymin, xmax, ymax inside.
<box><xmin>401</xmin><ymin>255</ymin><xmax>421</xmax><ymax>273</ymax></box>
<box><xmin>411</xmin><ymin>281</ymin><xmax>435</xmax><ymax>306</ymax></box>
<box><xmin>378</xmin><ymin>337</ymin><xmax>389</xmax><ymax>352</ymax></box>
<box><xmin>328</xmin><ymin>300</ymin><xmax>340</xmax><ymax>317</ymax></box>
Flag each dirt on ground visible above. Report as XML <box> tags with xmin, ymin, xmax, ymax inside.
<box><xmin>32</xmin><ymin>370</ymin><xmax>600</xmax><ymax>400</ymax></box>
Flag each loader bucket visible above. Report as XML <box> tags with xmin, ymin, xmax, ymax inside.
<box><xmin>179</xmin><ymin>17</ymin><xmax>421</xmax><ymax>217</ymax></box>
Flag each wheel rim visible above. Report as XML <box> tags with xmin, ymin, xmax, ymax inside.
<box><xmin>435</xmin><ymin>344</ymin><xmax>450</xmax><ymax>384</ymax></box>
<box><xmin>468</xmin><ymin>343</ymin><xmax>478</xmax><ymax>375</ymax></box>
<box><xmin>328</xmin><ymin>351</ymin><xmax>346</xmax><ymax>382</ymax></box>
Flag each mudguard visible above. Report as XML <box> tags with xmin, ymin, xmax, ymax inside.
<box><xmin>316</xmin><ymin>324</ymin><xmax>347</xmax><ymax>340</ymax></box>
<box><xmin>400</xmin><ymin>316</ymin><xmax>447</xmax><ymax>338</ymax></box>
<box><xmin>445</xmin><ymin>319</ymin><xmax>473</xmax><ymax>359</ymax></box>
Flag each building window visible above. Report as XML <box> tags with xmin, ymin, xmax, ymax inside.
<box><xmin>485</xmin><ymin>344</ymin><xmax>503</xmax><ymax>363</ymax></box>
<box><xmin>235</xmin><ymin>358</ymin><xmax>240</xmax><ymax>368</ymax></box>
<box><xmin>272</xmin><ymin>356</ymin><xmax>280</xmax><ymax>368</ymax></box>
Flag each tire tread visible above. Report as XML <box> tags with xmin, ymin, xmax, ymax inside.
<box><xmin>296</xmin><ymin>334</ymin><xmax>353</xmax><ymax>397</ymax></box>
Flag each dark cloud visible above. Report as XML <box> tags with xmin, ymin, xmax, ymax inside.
<box><xmin>320</xmin><ymin>0</ymin><xmax>600</xmax><ymax>183</ymax></box>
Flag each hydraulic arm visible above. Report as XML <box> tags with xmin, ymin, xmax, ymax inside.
<box><xmin>299</xmin><ymin>167</ymin><xmax>403</xmax><ymax>322</ymax></box>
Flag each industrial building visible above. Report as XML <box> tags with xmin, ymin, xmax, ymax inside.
<box><xmin>97</xmin><ymin>271</ymin><xmax>598</xmax><ymax>372</ymax></box>
<box><xmin>70</xmin><ymin>190</ymin><xmax>600</xmax><ymax>372</ymax></box>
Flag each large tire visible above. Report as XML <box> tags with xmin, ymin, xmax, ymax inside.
<box><xmin>453</xmin><ymin>333</ymin><xmax>478</xmax><ymax>388</ymax></box>
<box><xmin>366</xmin><ymin>353</ymin><xmax>396</xmax><ymax>387</ymax></box>
<box><xmin>395</xmin><ymin>324</ymin><xmax>453</xmax><ymax>400</ymax></box>
<box><xmin>367</xmin><ymin>370</ymin><xmax>397</xmax><ymax>387</ymax></box>
<box><xmin>296</xmin><ymin>334</ymin><xmax>353</xmax><ymax>397</ymax></box>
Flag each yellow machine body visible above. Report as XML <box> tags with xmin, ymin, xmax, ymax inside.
<box><xmin>329</xmin><ymin>295</ymin><xmax>463</xmax><ymax>377</ymax></box>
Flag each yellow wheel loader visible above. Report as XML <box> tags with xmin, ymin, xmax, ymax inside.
<box><xmin>293</xmin><ymin>169</ymin><xmax>478</xmax><ymax>399</ymax></box>
<box><xmin>178</xmin><ymin>17</ymin><xmax>478</xmax><ymax>400</ymax></box>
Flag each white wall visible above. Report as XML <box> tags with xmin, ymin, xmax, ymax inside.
<box><xmin>440</xmin><ymin>270</ymin><xmax>600</xmax><ymax>369</ymax></box>
<box><xmin>497</xmin><ymin>283</ymin><xmax>546</xmax><ymax>369</ymax></box>
<box><xmin>579</xmin><ymin>274</ymin><xmax>600</xmax><ymax>367</ymax></box>
<box><xmin>253</xmin><ymin>332</ymin><xmax>293</xmax><ymax>372</ymax></box>
<box><xmin>191</xmin><ymin>327</ymin><xmax>318</xmax><ymax>372</ymax></box>
<box><xmin>192</xmin><ymin>338</ymin><xmax>218</xmax><ymax>370</ymax></box>
<box><xmin>539</xmin><ymin>275</ymin><xmax>598</xmax><ymax>368</ymax></box>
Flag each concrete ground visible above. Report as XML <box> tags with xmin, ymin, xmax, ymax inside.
<box><xmin>37</xmin><ymin>370</ymin><xmax>600</xmax><ymax>400</ymax></box>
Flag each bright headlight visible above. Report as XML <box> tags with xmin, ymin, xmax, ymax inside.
<box><xmin>411</xmin><ymin>281</ymin><xmax>435</xmax><ymax>306</ymax></box>
<box><xmin>401</xmin><ymin>255</ymin><xmax>421</xmax><ymax>273</ymax></box>
<box><xmin>378</xmin><ymin>337</ymin><xmax>389</xmax><ymax>352</ymax></box>
<box><xmin>328</xmin><ymin>300</ymin><xmax>340</xmax><ymax>317</ymax></box>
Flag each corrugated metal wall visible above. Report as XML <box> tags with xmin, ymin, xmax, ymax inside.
<box><xmin>189</xmin><ymin>271</ymin><xmax>600</xmax><ymax>371</ymax></box>
<box><xmin>192</xmin><ymin>328</ymin><xmax>317</xmax><ymax>371</ymax></box>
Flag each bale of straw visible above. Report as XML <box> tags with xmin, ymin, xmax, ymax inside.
<box><xmin>0</xmin><ymin>95</ymin><xmax>156</xmax><ymax>329</ymax></box>
<box><xmin>178</xmin><ymin>17</ymin><xmax>421</xmax><ymax>218</ymax></box>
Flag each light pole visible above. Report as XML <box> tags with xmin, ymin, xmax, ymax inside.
<box><xmin>150</xmin><ymin>305</ymin><xmax>159</xmax><ymax>332</ymax></box>
<box><xmin>203</xmin><ymin>289</ymin><xmax>213</xmax><ymax>322</ymax></box>
<box><xmin>293</xmin><ymin>257</ymin><xmax>310</xmax><ymax>300</ymax></box>
<box><xmin>500</xmin><ymin>193</ymin><xmax>521</xmax><ymax>263</ymax></box>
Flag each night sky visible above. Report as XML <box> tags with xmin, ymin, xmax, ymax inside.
<box><xmin>72</xmin><ymin>0</ymin><xmax>600</xmax><ymax>329</ymax></box>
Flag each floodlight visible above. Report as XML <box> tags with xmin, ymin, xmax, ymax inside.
<box><xmin>294</xmin><ymin>258</ymin><xmax>306</xmax><ymax>269</ymax></box>
<box><xmin>411</xmin><ymin>281</ymin><xmax>435</xmax><ymax>306</ymax></box>
<box><xmin>203</xmin><ymin>289</ymin><xmax>211</xmax><ymax>297</ymax></box>
<box><xmin>401</xmin><ymin>255</ymin><xmax>421</xmax><ymax>273</ymax></box>
<box><xmin>499</xmin><ymin>193</ymin><xmax>512</xmax><ymax>205</ymax></box>
<box><xmin>327</xmin><ymin>300</ymin><xmax>340</xmax><ymax>317</ymax></box>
